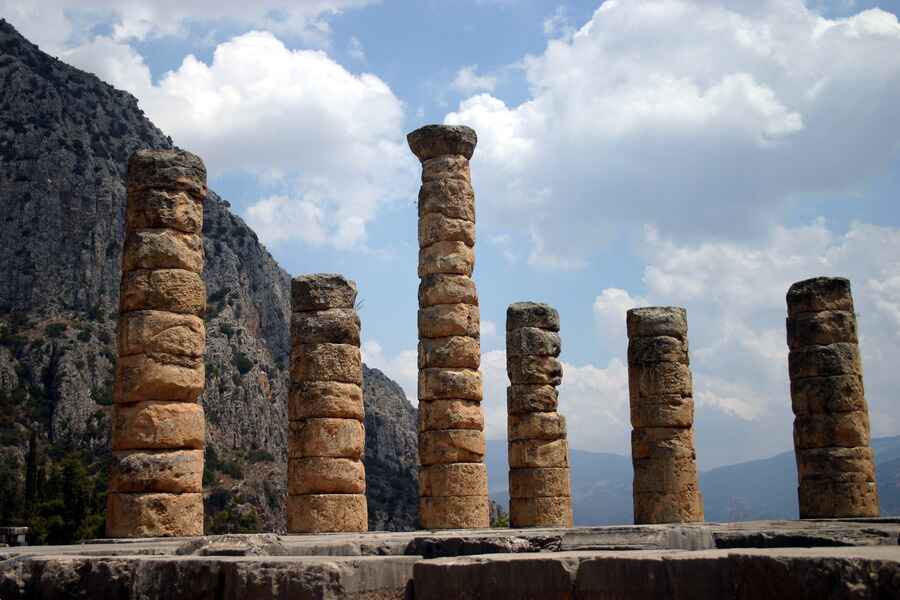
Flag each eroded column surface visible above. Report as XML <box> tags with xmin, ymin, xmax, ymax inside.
<box><xmin>787</xmin><ymin>277</ymin><xmax>879</xmax><ymax>518</ymax></box>
<box><xmin>409</xmin><ymin>124</ymin><xmax>489</xmax><ymax>529</ymax></box>
<box><xmin>289</xmin><ymin>274</ymin><xmax>367</xmax><ymax>532</ymax></box>
<box><xmin>108</xmin><ymin>149</ymin><xmax>207</xmax><ymax>538</ymax></box>
<box><xmin>506</xmin><ymin>302</ymin><xmax>572</xmax><ymax>527</ymax></box>
<box><xmin>626</xmin><ymin>307</ymin><xmax>703</xmax><ymax>524</ymax></box>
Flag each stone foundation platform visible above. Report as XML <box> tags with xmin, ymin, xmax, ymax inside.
<box><xmin>2</xmin><ymin>519</ymin><xmax>899</xmax><ymax>598</ymax></box>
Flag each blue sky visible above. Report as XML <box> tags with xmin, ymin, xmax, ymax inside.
<box><xmin>5</xmin><ymin>0</ymin><xmax>900</xmax><ymax>468</ymax></box>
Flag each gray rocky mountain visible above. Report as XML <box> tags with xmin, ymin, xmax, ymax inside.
<box><xmin>0</xmin><ymin>18</ymin><xmax>417</xmax><ymax>536</ymax></box>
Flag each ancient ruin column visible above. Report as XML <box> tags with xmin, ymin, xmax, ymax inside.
<box><xmin>506</xmin><ymin>302</ymin><xmax>572</xmax><ymax>527</ymax></box>
<box><xmin>627</xmin><ymin>307</ymin><xmax>703</xmax><ymax>524</ymax></box>
<box><xmin>288</xmin><ymin>274</ymin><xmax>367</xmax><ymax>532</ymax></box>
<box><xmin>787</xmin><ymin>277</ymin><xmax>879</xmax><ymax>518</ymax></box>
<box><xmin>107</xmin><ymin>149</ymin><xmax>207</xmax><ymax>538</ymax></box>
<box><xmin>408</xmin><ymin>124</ymin><xmax>489</xmax><ymax>529</ymax></box>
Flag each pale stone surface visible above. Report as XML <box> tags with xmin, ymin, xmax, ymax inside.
<box><xmin>507</xmin><ymin>412</ymin><xmax>566</xmax><ymax>441</ymax></box>
<box><xmin>289</xmin><ymin>418</ymin><xmax>365</xmax><ymax>459</ymax></box>
<box><xmin>509</xmin><ymin>468</ymin><xmax>571</xmax><ymax>498</ymax></box>
<box><xmin>630</xmin><ymin>427</ymin><xmax>696</xmax><ymax>460</ymax></box>
<box><xmin>790</xmin><ymin>374</ymin><xmax>867</xmax><ymax>416</ymax></box>
<box><xmin>634</xmin><ymin>488</ymin><xmax>704</xmax><ymax>524</ymax></box>
<box><xmin>630</xmin><ymin>394</ymin><xmax>694</xmax><ymax>428</ymax></box>
<box><xmin>506</xmin><ymin>327</ymin><xmax>561</xmax><ymax>357</ymax></box>
<box><xmin>419</xmin><ymin>430</ymin><xmax>485</xmax><ymax>465</ymax></box>
<box><xmin>291</xmin><ymin>342</ymin><xmax>362</xmax><ymax>385</ymax></box>
<box><xmin>418</xmin><ymin>274</ymin><xmax>478</xmax><ymax>307</ymax></box>
<box><xmin>506</xmin><ymin>302</ymin><xmax>560</xmax><ymax>332</ymax></box>
<box><xmin>507</xmin><ymin>355</ymin><xmax>563</xmax><ymax>386</ymax></box>
<box><xmin>288</xmin><ymin>382</ymin><xmax>364</xmax><ymax>421</ymax></box>
<box><xmin>106</xmin><ymin>492</ymin><xmax>203</xmax><ymax>538</ymax></box>
<box><xmin>506</xmin><ymin>384</ymin><xmax>558</xmax><ymax>414</ymax></box>
<box><xmin>118</xmin><ymin>310</ymin><xmax>205</xmax><ymax>357</ymax></box>
<box><xmin>798</xmin><ymin>481</ymin><xmax>879</xmax><ymax>518</ymax></box>
<box><xmin>418</xmin><ymin>179</ymin><xmax>476</xmax><ymax>221</ymax></box>
<box><xmin>418</xmin><ymin>399</ymin><xmax>484</xmax><ymax>432</ymax></box>
<box><xmin>127</xmin><ymin>148</ymin><xmax>207</xmax><ymax>197</ymax></box>
<box><xmin>408</xmin><ymin>124</ymin><xmax>477</xmax><ymax>161</ymax></box>
<box><xmin>628</xmin><ymin>362</ymin><xmax>692</xmax><ymax>399</ymax></box>
<box><xmin>510</xmin><ymin>497</ymin><xmax>573</xmax><ymax>528</ymax></box>
<box><xmin>122</xmin><ymin>229</ymin><xmax>203</xmax><ymax>273</ymax></box>
<box><xmin>793</xmin><ymin>411</ymin><xmax>870</xmax><ymax>449</ymax></box>
<box><xmin>419</xmin><ymin>463</ymin><xmax>488</xmax><ymax>497</ymax></box>
<box><xmin>287</xmin><ymin>494</ymin><xmax>368</xmax><ymax>533</ymax></box>
<box><xmin>626</xmin><ymin>307</ymin><xmax>687</xmax><ymax>340</ymax></box>
<box><xmin>788</xmin><ymin>342</ymin><xmax>862</xmax><ymax>379</ymax></box>
<box><xmin>419</xmin><ymin>213</ymin><xmax>476</xmax><ymax>248</ymax></box>
<box><xmin>422</xmin><ymin>154</ymin><xmax>471</xmax><ymax>182</ymax></box>
<box><xmin>508</xmin><ymin>438</ymin><xmax>569</xmax><ymax>469</ymax></box>
<box><xmin>126</xmin><ymin>189</ymin><xmax>203</xmax><ymax>234</ymax></box>
<box><xmin>632</xmin><ymin>457</ymin><xmax>700</xmax><ymax>493</ymax></box>
<box><xmin>419</xmin><ymin>495</ymin><xmax>490</xmax><ymax>529</ymax></box>
<box><xmin>109</xmin><ymin>450</ymin><xmax>203</xmax><ymax>493</ymax></box>
<box><xmin>114</xmin><ymin>352</ymin><xmax>204</xmax><ymax>403</ymax></box>
<box><xmin>418</xmin><ymin>336</ymin><xmax>480</xmax><ymax>369</ymax></box>
<box><xmin>288</xmin><ymin>457</ymin><xmax>366</xmax><ymax>495</ymax></box>
<box><xmin>786</xmin><ymin>276</ymin><xmax>854</xmax><ymax>316</ymax></box>
<box><xmin>418</xmin><ymin>304</ymin><xmax>480</xmax><ymax>338</ymax></box>
<box><xmin>120</xmin><ymin>269</ymin><xmax>206</xmax><ymax>316</ymax></box>
<box><xmin>418</xmin><ymin>241</ymin><xmax>475</xmax><ymax>277</ymax></box>
<box><xmin>112</xmin><ymin>401</ymin><xmax>205</xmax><ymax>451</ymax></box>
<box><xmin>291</xmin><ymin>308</ymin><xmax>360</xmax><ymax>346</ymax></box>
<box><xmin>786</xmin><ymin>310</ymin><xmax>857</xmax><ymax>349</ymax></box>
<box><xmin>627</xmin><ymin>335</ymin><xmax>689</xmax><ymax>365</ymax></box>
<box><xmin>796</xmin><ymin>447</ymin><xmax>876</xmax><ymax>482</ymax></box>
<box><xmin>291</xmin><ymin>273</ymin><xmax>357</xmax><ymax>312</ymax></box>
<box><xmin>418</xmin><ymin>368</ymin><xmax>482</xmax><ymax>401</ymax></box>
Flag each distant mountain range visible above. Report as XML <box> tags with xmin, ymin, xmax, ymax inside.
<box><xmin>487</xmin><ymin>436</ymin><xmax>900</xmax><ymax>525</ymax></box>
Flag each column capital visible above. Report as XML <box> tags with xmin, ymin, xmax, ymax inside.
<box><xmin>407</xmin><ymin>124</ymin><xmax>477</xmax><ymax>161</ymax></box>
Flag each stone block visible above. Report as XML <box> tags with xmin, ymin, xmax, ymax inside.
<box><xmin>291</xmin><ymin>273</ymin><xmax>357</xmax><ymax>312</ymax></box>
<box><xmin>627</xmin><ymin>307</ymin><xmax>687</xmax><ymax>340</ymax></box>
<box><xmin>288</xmin><ymin>381</ymin><xmax>364</xmax><ymax>420</ymax></box>
<box><xmin>419</xmin><ymin>429</ymin><xmax>485</xmax><ymax>465</ymax></box>
<box><xmin>290</xmin><ymin>308</ymin><xmax>360</xmax><ymax>346</ymax></box>
<box><xmin>508</xmin><ymin>438</ymin><xmax>569</xmax><ymax>469</ymax></box>
<box><xmin>796</xmin><ymin>447</ymin><xmax>876</xmax><ymax>482</ymax></box>
<box><xmin>289</xmin><ymin>418</ymin><xmax>365</xmax><ymax>459</ymax></box>
<box><xmin>127</xmin><ymin>148</ymin><xmax>207</xmax><ymax>198</ymax></box>
<box><xmin>408</xmin><ymin>124</ymin><xmax>477</xmax><ymax>161</ymax></box>
<box><xmin>506</xmin><ymin>327</ymin><xmax>561</xmax><ymax>357</ymax></box>
<box><xmin>122</xmin><ymin>229</ymin><xmax>203</xmax><ymax>273</ymax></box>
<box><xmin>632</xmin><ymin>457</ymin><xmax>699</xmax><ymax>493</ymax></box>
<box><xmin>418</xmin><ymin>368</ymin><xmax>482</xmax><ymax>401</ymax></box>
<box><xmin>418</xmin><ymin>179</ymin><xmax>476</xmax><ymax>222</ymax></box>
<box><xmin>418</xmin><ymin>336</ymin><xmax>480</xmax><ymax>369</ymax></box>
<box><xmin>790</xmin><ymin>374</ymin><xmax>867</xmax><ymax>416</ymax></box>
<box><xmin>509</xmin><ymin>467</ymin><xmax>571</xmax><ymax>498</ymax></box>
<box><xmin>508</xmin><ymin>412</ymin><xmax>566</xmax><ymax>441</ymax></box>
<box><xmin>126</xmin><ymin>189</ymin><xmax>203</xmax><ymax>234</ymax></box>
<box><xmin>112</xmin><ymin>401</ymin><xmax>204</xmax><ymax>451</ymax></box>
<box><xmin>114</xmin><ymin>353</ymin><xmax>204</xmax><ymax>403</ymax></box>
<box><xmin>798</xmin><ymin>480</ymin><xmax>879</xmax><ymax>518</ymax></box>
<box><xmin>291</xmin><ymin>343</ymin><xmax>362</xmax><ymax>385</ymax></box>
<box><xmin>510</xmin><ymin>497</ymin><xmax>573</xmax><ymax>528</ymax></box>
<box><xmin>118</xmin><ymin>310</ymin><xmax>205</xmax><ymax>358</ymax></box>
<box><xmin>786</xmin><ymin>276</ymin><xmax>853</xmax><ymax>317</ymax></box>
<box><xmin>419</xmin><ymin>495</ymin><xmax>490</xmax><ymax>529</ymax></box>
<box><xmin>418</xmin><ymin>303</ymin><xmax>480</xmax><ymax>338</ymax></box>
<box><xmin>418</xmin><ymin>241</ymin><xmax>475</xmax><ymax>277</ymax></box>
<box><xmin>786</xmin><ymin>310</ymin><xmax>857</xmax><ymax>350</ymax></box>
<box><xmin>628</xmin><ymin>362</ymin><xmax>692</xmax><ymax>399</ymax></box>
<box><xmin>630</xmin><ymin>394</ymin><xmax>694</xmax><ymax>428</ymax></box>
<box><xmin>109</xmin><ymin>449</ymin><xmax>203</xmax><ymax>493</ymax></box>
<box><xmin>287</xmin><ymin>494</ymin><xmax>368</xmax><ymax>533</ymax></box>
<box><xmin>421</xmin><ymin>154</ymin><xmax>470</xmax><ymax>182</ymax></box>
<box><xmin>419</xmin><ymin>213</ymin><xmax>476</xmax><ymax>248</ymax></box>
<box><xmin>288</xmin><ymin>457</ymin><xmax>366</xmax><ymax>495</ymax></box>
<box><xmin>418</xmin><ymin>399</ymin><xmax>484</xmax><ymax>432</ymax></box>
<box><xmin>788</xmin><ymin>343</ymin><xmax>862</xmax><ymax>379</ymax></box>
<box><xmin>106</xmin><ymin>492</ymin><xmax>203</xmax><ymax>538</ymax></box>
<box><xmin>419</xmin><ymin>273</ymin><xmax>479</xmax><ymax>307</ymax></box>
<box><xmin>634</xmin><ymin>487</ymin><xmax>704</xmax><ymax>524</ymax></box>
<box><xmin>507</xmin><ymin>354</ymin><xmax>563</xmax><ymax>386</ymax></box>
<box><xmin>507</xmin><ymin>384</ymin><xmax>558</xmax><ymax>414</ymax></box>
<box><xmin>628</xmin><ymin>335</ymin><xmax>689</xmax><ymax>365</ymax></box>
<box><xmin>631</xmin><ymin>427</ymin><xmax>696</xmax><ymax>460</ymax></box>
<box><xmin>506</xmin><ymin>302</ymin><xmax>560</xmax><ymax>332</ymax></box>
<box><xmin>120</xmin><ymin>269</ymin><xmax>206</xmax><ymax>316</ymax></box>
<box><xmin>419</xmin><ymin>463</ymin><xmax>488</xmax><ymax>497</ymax></box>
<box><xmin>793</xmin><ymin>411</ymin><xmax>870</xmax><ymax>449</ymax></box>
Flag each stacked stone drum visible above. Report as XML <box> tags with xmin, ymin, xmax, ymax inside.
<box><xmin>107</xmin><ymin>149</ymin><xmax>207</xmax><ymax>538</ymax></box>
<box><xmin>408</xmin><ymin>124</ymin><xmax>489</xmax><ymax>529</ymax></box>
<box><xmin>626</xmin><ymin>307</ymin><xmax>704</xmax><ymax>524</ymax></box>
<box><xmin>787</xmin><ymin>277</ymin><xmax>879</xmax><ymax>518</ymax></box>
<box><xmin>289</xmin><ymin>274</ymin><xmax>367</xmax><ymax>532</ymax></box>
<box><xmin>506</xmin><ymin>302</ymin><xmax>572</xmax><ymax>527</ymax></box>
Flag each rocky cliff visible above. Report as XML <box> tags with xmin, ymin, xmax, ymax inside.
<box><xmin>0</xmin><ymin>18</ymin><xmax>418</xmax><ymax>536</ymax></box>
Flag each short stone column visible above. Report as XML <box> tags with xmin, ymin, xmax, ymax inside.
<box><xmin>626</xmin><ymin>307</ymin><xmax>703</xmax><ymax>524</ymax></box>
<box><xmin>107</xmin><ymin>149</ymin><xmax>207</xmax><ymax>538</ymax></box>
<box><xmin>787</xmin><ymin>277</ymin><xmax>879</xmax><ymax>518</ymax></box>
<box><xmin>288</xmin><ymin>274</ymin><xmax>368</xmax><ymax>532</ymax></box>
<box><xmin>408</xmin><ymin>124</ymin><xmax>489</xmax><ymax>529</ymax></box>
<box><xmin>506</xmin><ymin>302</ymin><xmax>572</xmax><ymax>527</ymax></box>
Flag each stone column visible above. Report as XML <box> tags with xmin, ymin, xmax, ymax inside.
<box><xmin>787</xmin><ymin>277</ymin><xmax>879</xmax><ymax>518</ymax></box>
<box><xmin>626</xmin><ymin>307</ymin><xmax>703</xmax><ymax>524</ymax></box>
<box><xmin>506</xmin><ymin>303</ymin><xmax>572</xmax><ymax>527</ymax></box>
<box><xmin>288</xmin><ymin>274</ymin><xmax>367</xmax><ymax>532</ymax></box>
<box><xmin>408</xmin><ymin>124</ymin><xmax>489</xmax><ymax>529</ymax></box>
<box><xmin>107</xmin><ymin>149</ymin><xmax>207</xmax><ymax>538</ymax></box>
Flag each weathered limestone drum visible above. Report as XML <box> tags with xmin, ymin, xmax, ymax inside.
<box><xmin>626</xmin><ymin>307</ymin><xmax>704</xmax><ymax>524</ymax></box>
<box><xmin>506</xmin><ymin>302</ymin><xmax>572</xmax><ymax>527</ymax></box>
<box><xmin>107</xmin><ymin>149</ymin><xmax>207</xmax><ymax>537</ymax></box>
<box><xmin>289</xmin><ymin>274</ymin><xmax>368</xmax><ymax>532</ymax></box>
<box><xmin>408</xmin><ymin>124</ymin><xmax>489</xmax><ymax>529</ymax></box>
<box><xmin>786</xmin><ymin>277</ymin><xmax>879</xmax><ymax>518</ymax></box>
